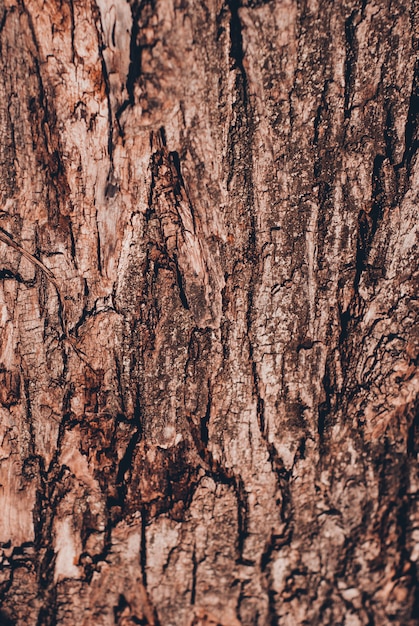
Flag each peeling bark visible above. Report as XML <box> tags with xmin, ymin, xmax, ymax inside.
<box><xmin>0</xmin><ymin>0</ymin><xmax>418</xmax><ymax>624</ymax></box>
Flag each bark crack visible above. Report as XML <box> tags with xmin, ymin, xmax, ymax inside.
<box><xmin>93</xmin><ymin>0</ymin><xmax>114</xmax><ymax>164</ymax></box>
<box><xmin>397</xmin><ymin>59</ymin><xmax>419</xmax><ymax>178</ymax></box>
<box><xmin>343</xmin><ymin>9</ymin><xmax>360</xmax><ymax>120</ymax></box>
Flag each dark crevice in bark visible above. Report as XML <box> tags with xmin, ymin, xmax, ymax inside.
<box><xmin>68</xmin><ymin>219</ymin><xmax>77</xmax><ymax>266</ymax></box>
<box><xmin>36</xmin><ymin>593</ymin><xmax>58</xmax><ymax>626</ymax></box>
<box><xmin>318</xmin><ymin>359</ymin><xmax>332</xmax><ymax>442</ymax></box>
<box><xmin>399</xmin><ymin>59</ymin><xmax>419</xmax><ymax>173</ymax></box>
<box><xmin>173</xmin><ymin>258</ymin><xmax>190</xmax><ymax>310</ymax></box>
<box><xmin>114</xmin><ymin>593</ymin><xmax>157</xmax><ymax>626</ymax></box>
<box><xmin>114</xmin><ymin>354</ymin><xmax>126</xmax><ymax>415</ymax></box>
<box><xmin>407</xmin><ymin>400</ymin><xmax>419</xmax><ymax>456</ymax></box>
<box><xmin>115</xmin><ymin>387</ymin><xmax>143</xmax><ymax>506</ymax></box>
<box><xmin>200</xmin><ymin>382</ymin><xmax>211</xmax><ymax>446</ymax></box>
<box><xmin>0</xmin><ymin>268</ymin><xmax>25</xmax><ymax>282</ymax></box>
<box><xmin>343</xmin><ymin>10</ymin><xmax>359</xmax><ymax>119</ymax></box>
<box><xmin>190</xmin><ymin>545</ymin><xmax>197</xmax><ymax>606</ymax></box>
<box><xmin>72</xmin><ymin>296</ymin><xmax>105</xmax><ymax>337</ymax></box>
<box><xmin>201</xmin><ymin>464</ymin><xmax>233</xmax><ymax>497</ymax></box>
<box><xmin>235</xmin><ymin>475</ymin><xmax>252</xmax><ymax>565</ymax></box>
<box><xmin>267</xmin><ymin>585</ymin><xmax>279</xmax><ymax>625</ymax></box>
<box><xmin>117</xmin><ymin>0</ymin><xmax>155</xmax><ymax>123</ymax></box>
<box><xmin>126</xmin><ymin>0</ymin><xmax>148</xmax><ymax>99</ymax></box>
<box><xmin>0</xmin><ymin>609</ymin><xmax>15</xmax><ymax>626</ymax></box>
<box><xmin>105</xmin><ymin>168</ymin><xmax>120</xmax><ymax>200</ymax></box>
<box><xmin>260</xmin><ymin>531</ymin><xmax>292</xmax><ymax>626</ymax></box>
<box><xmin>267</xmin><ymin>444</ymin><xmax>292</xmax><ymax>524</ymax></box>
<box><xmin>226</xmin><ymin>0</ymin><xmax>253</xmax><ymax>194</ymax></box>
<box><xmin>338</xmin><ymin>301</ymin><xmax>353</xmax><ymax>352</ymax></box>
<box><xmin>250</xmin><ymin>343</ymin><xmax>265</xmax><ymax>435</ymax></box>
<box><xmin>0</xmin><ymin>558</ymin><xmax>13</xmax><ymax>597</ymax></box>
<box><xmin>235</xmin><ymin>582</ymin><xmax>247</xmax><ymax>625</ymax></box>
<box><xmin>183</xmin><ymin>401</ymin><xmax>214</xmax><ymax>470</ymax></box>
<box><xmin>114</xmin><ymin>594</ymin><xmax>130</xmax><ymax>624</ymax></box>
<box><xmin>96</xmin><ymin>227</ymin><xmax>102</xmax><ymax>276</ymax></box>
<box><xmin>369</xmin><ymin>154</ymin><xmax>386</xmax><ymax>241</ymax></box>
<box><xmin>227</xmin><ymin>0</ymin><xmax>244</xmax><ymax>73</ymax></box>
<box><xmin>354</xmin><ymin>154</ymin><xmax>385</xmax><ymax>292</ymax></box>
<box><xmin>68</xmin><ymin>0</ymin><xmax>76</xmax><ymax>65</ymax></box>
<box><xmin>168</xmin><ymin>151</ymin><xmax>185</xmax><ymax>194</ymax></box>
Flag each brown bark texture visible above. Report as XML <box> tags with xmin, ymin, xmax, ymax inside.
<box><xmin>0</xmin><ymin>0</ymin><xmax>418</xmax><ymax>624</ymax></box>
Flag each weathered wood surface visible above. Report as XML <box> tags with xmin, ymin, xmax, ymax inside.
<box><xmin>0</xmin><ymin>0</ymin><xmax>418</xmax><ymax>624</ymax></box>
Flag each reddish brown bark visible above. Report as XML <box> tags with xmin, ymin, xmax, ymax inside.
<box><xmin>0</xmin><ymin>0</ymin><xmax>418</xmax><ymax>624</ymax></box>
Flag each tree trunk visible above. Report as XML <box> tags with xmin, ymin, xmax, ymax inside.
<box><xmin>0</xmin><ymin>0</ymin><xmax>418</xmax><ymax>624</ymax></box>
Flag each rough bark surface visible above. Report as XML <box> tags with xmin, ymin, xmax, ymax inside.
<box><xmin>0</xmin><ymin>0</ymin><xmax>418</xmax><ymax>624</ymax></box>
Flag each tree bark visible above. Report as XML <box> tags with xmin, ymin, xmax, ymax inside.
<box><xmin>0</xmin><ymin>0</ymin><xmax>418</xmax><ymax>624</ymax></box>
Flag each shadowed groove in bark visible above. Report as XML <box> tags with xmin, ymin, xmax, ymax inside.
<box><xmin>354</xmin><ymin>153</ymin><xmax>386</xmax><ymax>291</ymax></box>
<box><xmin>117</xmin><ymin>0</ymin><xmax>155</xmax><ymax>122</ymax></box>
<box><xmin>0</xmin><ymin>609</ymin><xmax>15</xmax><ymax>625</ymax></box>
<box><xmin>400</xmin><ymin>59</ymin><xmax>419</xmax><ymax>171</ymax></box>
<box><xmin>173</xmin><ymin>260</ymin><xmax>190</xmax><ymax>311</ymax></box>
<box><xmin>343</xmin><ymin>5</ymin><xmax>366</xmax><ymax>121</ymax></box>
<box><xmin>227</xmin><ymin>0</ymin><xmax>245</xmax><ymax>73</ymax></box>
<box><xmin>115</xmin><ymin>388</ymin><xmax>143</xmax><ymax>507</ymax></box>
<box><xmin>93</xmin><ymin>3</ymin><xmax>114</xmax><ymax>163</ymax></box>
<box><xmin>200</xmin><ymin>382</ymin><xmax>211</xmax><ymax>447</ymax></box>
<box><xmin>318</xmin><ymin>359</ymin><xmax>332</xmax><ymax>442</ymax></box>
